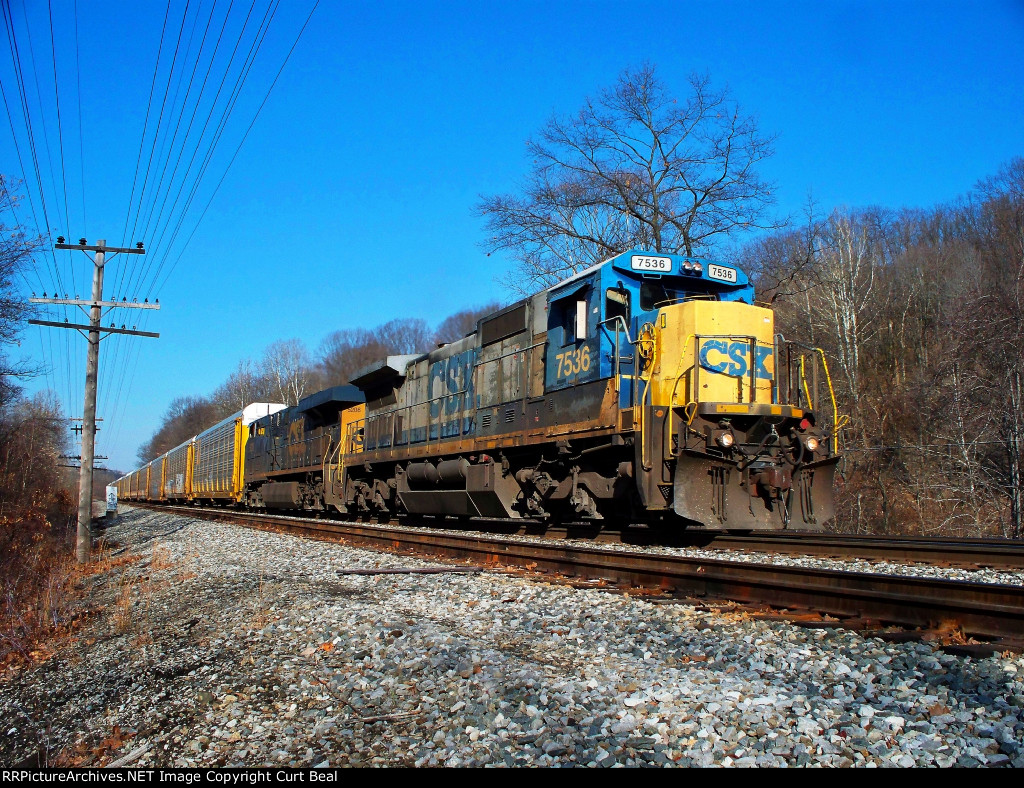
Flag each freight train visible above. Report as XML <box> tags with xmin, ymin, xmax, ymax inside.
<box><xmin>117</xmin><ymin>250</ymin><xmax>841</xmax><ymax>530</ymax></box>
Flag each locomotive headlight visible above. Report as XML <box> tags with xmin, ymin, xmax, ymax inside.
<box><xmin>717</xmin><ymin>432</ymin><xmax>735</xmax><ymax>448</ymax></box>
<box><xmin>693</xmin><ymin>262</ymin><xmax>703</xmax><ymax>273</ymax></box>
<box><xmin>803</xmin><ymin>436</ymin><xmax>819</xmax><ymax>453</ymax></box>
<box><xmin>682</xmin><ymin>261</ymin><xmax>694</xmax><ymax>272</ymax></box>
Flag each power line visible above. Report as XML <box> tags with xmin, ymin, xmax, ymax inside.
<box><xmin>151</xmin><ymin>0</ymin><xmax>319</xmax><ymax>296</ymax></box>
<box><xmin>133</xmin><ymin>0</ymin><xmax>215</xmax><ymax>244</ymax></box>
<box><xmin>72</xmin><ymin>0</ymin><xmax>86</xmax><ymax>237</ymax></box>
<box><xmin>133</xmin><ymin>0</ymin><xmax>272</xmax><ymax>294</ymax></box>
<box><xmin>115</xmin><ymin>0</ymin><xmax>175</xmax><ymax>298</ymax></box>
<box><xmin>46</xmin><ymin>0</ymin><xmax>71</xmax><ymax>245</ymax></box>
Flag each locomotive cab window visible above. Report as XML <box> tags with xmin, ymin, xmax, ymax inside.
<box><xmin>640</xmin><ymin>281</ymin><xmax>670</xmax><ymax>312</ymax></box>
<box><xmin>552</xmin><ymin>287</ymin><xmax>591</xmax><ymax>345</ymax></box>
<box><xmin>605</xmin><ymin>285</ymin><xmax>631</xmax><ymax>325</ymax></box>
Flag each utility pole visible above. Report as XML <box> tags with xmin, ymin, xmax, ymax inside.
<box><xmin>29</xmin><ymin>238</ymin><xmax>158</xmax><ymax>564</ymax></box>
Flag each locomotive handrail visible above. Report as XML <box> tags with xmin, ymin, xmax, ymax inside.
<box><xmin>691</xmin><ymin>333</ymin><xmax>765</xmax><ymax>405</ymax></box>
<box><xmin>471</xmin><ymin>340</ymin><xmax>545</xmax><ymax>368</ymax></box>
<box><xmin>664</xmin><ymin>334</ymin><xmax>698</xmax><ymax>466</ymax></box>
<box><xmin>596</xmin><ymin>315</ymin><xmax>634</xmax><ymax>345</ymax></box>
<box><xmin>597</xmin><ymin>316</ymin><xmax>635</xmax><ymax>396</ymax></box>
<box><xmin>322</xmin><ymin>433</ymin><xmax>335</xmax><ymax>493</ymax></box>
<box><xmin>775</xmin><ymin>335</ymin><xmax>845</xmax><ymax>449</ymax></box>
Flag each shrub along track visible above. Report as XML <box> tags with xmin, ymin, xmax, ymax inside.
<box><xmin>127</xmin><ymin>504</ymin><xmax>1024</xmax><ymax>646</ymax></box>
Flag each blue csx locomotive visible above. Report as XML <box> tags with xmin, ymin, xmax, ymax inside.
<box><xmin>119</xmin><ymin>250</ymin><xmax>841</xmax><ymax>530</ymax></box>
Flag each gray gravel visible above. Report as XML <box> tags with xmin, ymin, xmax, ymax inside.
<box><xmin>1</xmin><ymin>506</ymin><xmax>1022</xmax><ymax>768</ymax></box>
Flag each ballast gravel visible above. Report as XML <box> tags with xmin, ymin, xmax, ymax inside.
<box><xmin>1</xmin><ymin>506</ymin><xmax>1022</xmax><ymax>768</ymax></box>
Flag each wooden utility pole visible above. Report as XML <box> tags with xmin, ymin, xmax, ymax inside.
<box><xmin>29</xmin><ymin>238</ymin><xmax>158</xmax><ymax>563</ymax></box>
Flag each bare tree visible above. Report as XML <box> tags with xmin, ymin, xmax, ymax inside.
<box><xmin>318</xmin><ymin>328</ymin><xmax>393</xmax><ymax>387</ymax></box>
<box><xmin>479</xmin><ymin>64</ymin><xmax>783</xmax><ymax>292</ymax></box>
<box><xmin>377</xmin><ymin>318</ymin><xmax>432</xmax><ymax>354</ymax></box>
<box><xmin>262</xmin><ymin>338</ymin><xmax>318</xmax><ymax>406</ymax></box>
<box><xmin>212</xmin><ymin>358</ymin><xmax>276</xmax><ymax>412</ymax></box>
<box><xmin>970</xmin><ymin>158</ymin><xmax>1024</xmax><ymax>537</ymax></box>
<box><xmin>0</xmin><ymin>176</ymin><xmax>44</xmax><ymax>408</ymax></box>
<box><xmin>0</xmin><ymin>391</ymin><xmax>67</xmax><ymax>520</ymax></box>
<box><xmin>434</xmin><ymin>302</ymin><xmax>502</xmax><ymax>345</ymax></box>
<box><xmin>136</xmin><ymin>395</ymin><xmax>219</xmax><ymax>463</ymax></box>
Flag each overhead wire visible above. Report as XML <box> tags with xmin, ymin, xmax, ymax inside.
<box><xmin>120</xmin><ymin>0</ymin><xmax>193</xmax><ymax>271</ymax></box>
<box><xmin>42</xmin><ymin>0</ymin><xmax>81</xmax><ymax>426</ymax></box>
<box><xmin>45</xmin><ymin>0</ymin><xmax>71</xmax><ymax>248</ymax></box>
<box><xmin>72</xmin><ymin>0</ymin><xmax>85</xmax><ymax>238</ymax></box>
<box><xmin>133</xmin><ymin>0</ymin><xmax>213</xmax><ymax>248</ymax></box>
<box><xmin>114</xmin><ymin>1</ymin><xmax>319</xmax><ymax>472</ymax></box>
<box><xmin>101</xmin><ymin>1</ymin><xmax>182</xmax><ymax>458</ymax></box>
<box><xmin>131</xmin><ymin>0</ymin><xmax>235</xmax><ymax>290</ymax></box>
<box><xmin>1</xmin><ymin>0</ymin><xmax>78</xmax><ymax>420</ymax></box>
<box><xmin>132</xmin><ymin>0</ymin><xmax>269</xmax><ymax>294</ymax></box>
<box><xmin>103</xmin><ymin>0</ymin><xmax>196</xmax><ymax>456</ymax></box>
<box><xmin>116</xmin><ymin>0</ymin><xmax>173</xmax><ymax>294</ymax></box>
<box><xmin>6</xmin><ymin>2</ymin><xmax>321</xmax><ymax>469</ymax></box>
<box><xmin>151</xmin><ymin>0</ymin><xmax>319</xmax><ymax>297</ymax></box>
<box><xmin>104</xmin><ymin>0</ymin><xmax>264</xmax><ymax>462</ymax></box>
<box><xmin>115</xmin><ymin>0</ymin><xmax>181</xmax><ymax>298</ymax></box>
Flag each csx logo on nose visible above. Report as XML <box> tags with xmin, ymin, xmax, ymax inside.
<box><xmin>698</xmin><ymin>340</ymin><xmax>772</xmax><ymax>380</ymax></box>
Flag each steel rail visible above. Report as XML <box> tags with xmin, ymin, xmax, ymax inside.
<box><xmin>450</xmin><ymin>524</ymin><xmax>1024</xmax><ymax>568</ymax></box>
<box><xmin>630</xmin><ymin>532</ymin><xmax>1024</xmax><ymax>569</ymax></box>
<box><xmin>128</xmin><ymin>504</ymin><xmax>1024</xmax><ymax>640</ymax></box>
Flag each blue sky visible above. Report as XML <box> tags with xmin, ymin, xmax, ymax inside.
<box><xmin>3</xmin><ymin>0</ymin><xmax>1023</xmax><ymax>472</ymax></box>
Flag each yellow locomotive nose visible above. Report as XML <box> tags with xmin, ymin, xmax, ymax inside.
<box><xmin>645</xmin><ymin>299</ymin><xmax>776</xmax><ymax>412</ymax></box>
<box><xmin>635</xmin><ymin>298</ymin><xmax>838</xmax><ymax>530</ymax></box>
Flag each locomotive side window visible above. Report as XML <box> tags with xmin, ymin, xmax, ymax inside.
<box><xmin>605</xmin><ymin>286</ymin><xmax>630</xmax><ymax>325</ymax></box>
<box><xmin>555</xmin><ymin>290</ymin><xmax>590</xmax><ymax>344</ymax></box>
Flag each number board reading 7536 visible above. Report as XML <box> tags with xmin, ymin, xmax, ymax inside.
<box><xmin>707</xmin><ymin>264</ymin><xmax>737</xmax><ymax>283</ymax></box>
<box><xmin>630</xmin><ymin>255</ymin><xmax>672</xmax><ymax>272</ymax></box>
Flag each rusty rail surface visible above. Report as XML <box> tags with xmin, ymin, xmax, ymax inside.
<box><xmin>620</xmin><ymin>531</ymin><xmax>1024</xmax><ymax>569</ymax></box>
<box><xmin>446</xmin><ymin>523</ymin><xmax>1024</xmax><ymax>569</ymax></box>
<box><xmin>124</xmin><ymin>504</ymin><xmax>1024</xmax><ymax>641</ymax></box>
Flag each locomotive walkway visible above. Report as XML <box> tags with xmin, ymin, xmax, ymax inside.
<box><xmin>138</xmin><ymin>504</ymin><xmax>1024</xmax><ymax>644</ymax></box>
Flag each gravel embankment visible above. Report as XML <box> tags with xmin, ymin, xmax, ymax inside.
<box><xmin>1</xmin><ymin>506</ymin><xmax>1022</xmax><ymax>768</ymax></box>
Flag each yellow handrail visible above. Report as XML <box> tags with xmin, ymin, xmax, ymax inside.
<box><xmin>662</xmin><ymin>334</ymin><xmax>696</xmax><ymax>463</ymax></box>
<box><xmin>798</xmin><ymin>349</ymin><xmax>848</xmax><ymax>447</ymax></box>
<box><xmin>816</xmin><ymin>348</ymin><xmax>849</xmax><ymax>445</ymax></box>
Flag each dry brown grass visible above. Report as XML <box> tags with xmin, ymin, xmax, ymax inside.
<box><xmin>150</xmin><ymin>543</ymin><xmax>174</xmax><ymax>572</ymax></box>
<box><xmin>112</xmin><ymin>579</ymin><xmax>135</xmax><ymax>634</ymax></box>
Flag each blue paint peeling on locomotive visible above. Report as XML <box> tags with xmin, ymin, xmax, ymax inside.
<box><xmin>426</xmin><ymin>347</ymin><xmax>477</xmax><ymax>440</ymax></box>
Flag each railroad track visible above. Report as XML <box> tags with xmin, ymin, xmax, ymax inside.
<box><xmin>460</xmin><ymin>523</ymin><xmax>1024</xmax><ymax>569</ymax></box>
<box><xmin>125</xmin><ymin>504</ymin><xmax>1024</xmax><ymax>645</ymax></box>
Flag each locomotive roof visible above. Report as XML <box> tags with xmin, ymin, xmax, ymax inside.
<box><xmin>537</xmin><ymin>249</ymin><xmax>750</xmax><ymax>298</ymax></box>
<box><xmin>297</xmin><ymin>385</ymin><xmax>364</xmax><ymax>413</ymax></box>
<box><xmin>349</xmin><ymin>354</ymin><xmax>423</xmax><ymax>392</ymax></box>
